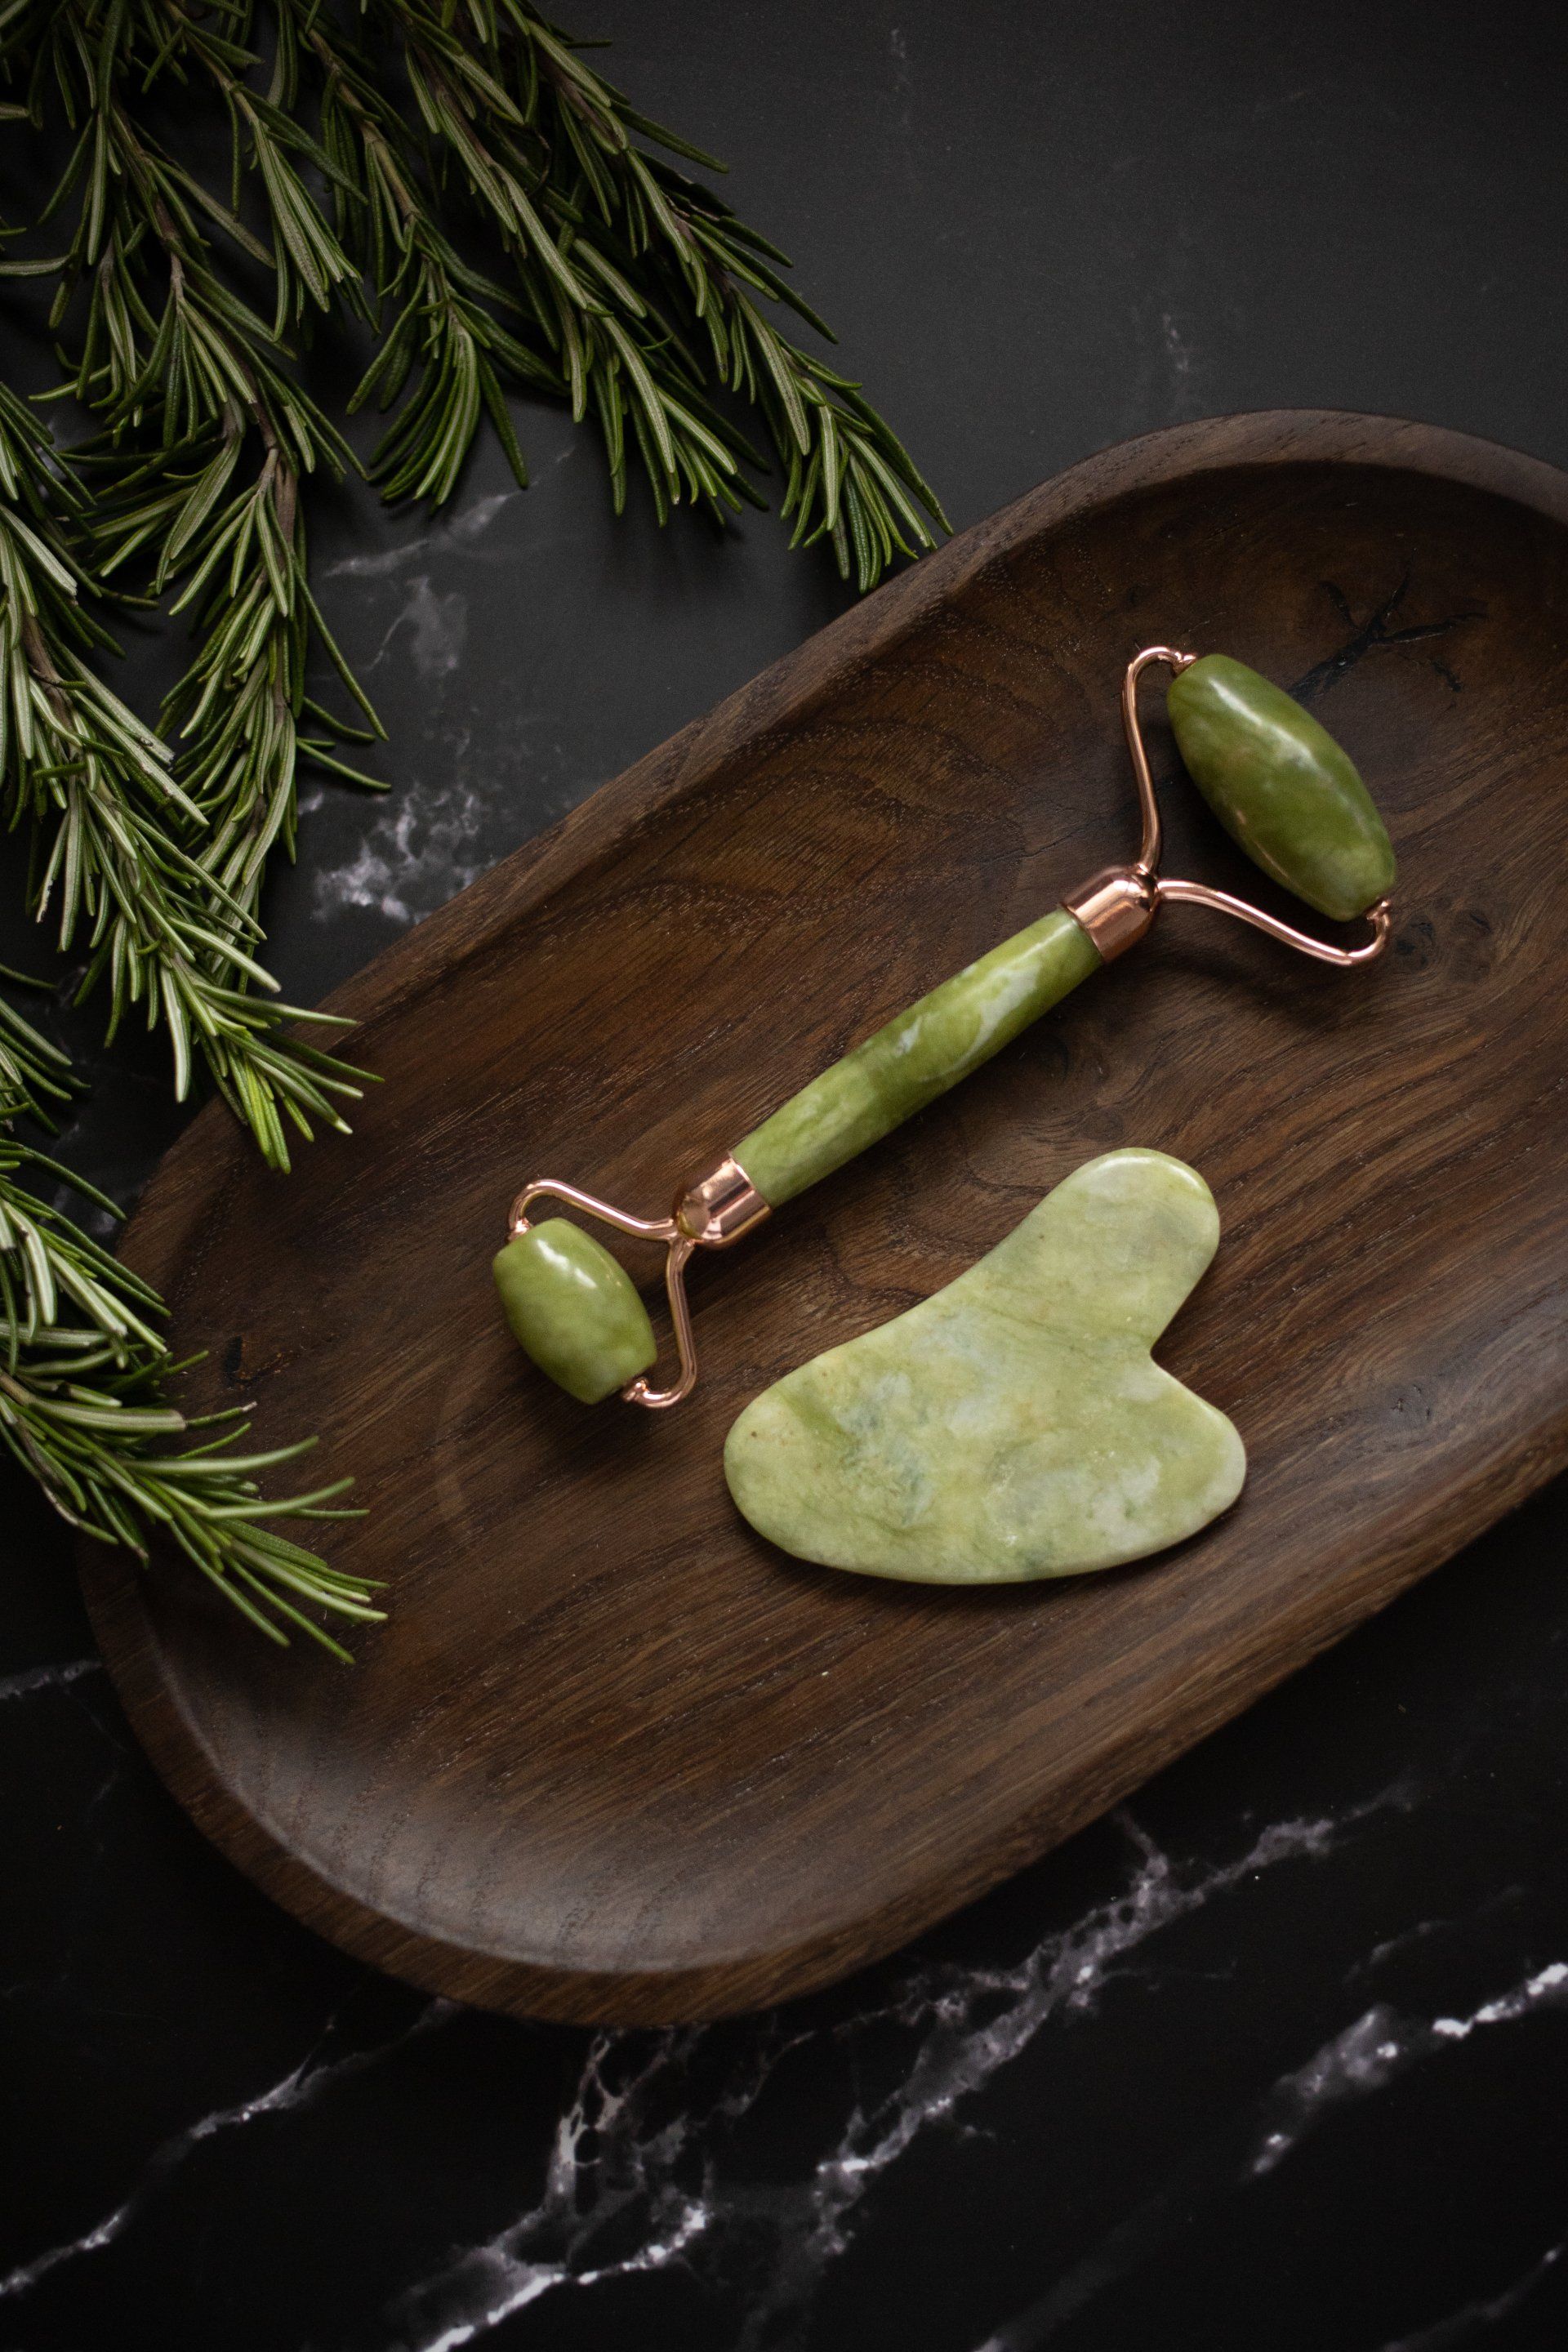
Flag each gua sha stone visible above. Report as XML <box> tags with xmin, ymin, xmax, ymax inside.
<box><xmin>724</xmin><ymin>1149</ymin><xmax>1245</xmax><ymax>1583</ymax></box>
<box><xmin>497</xmin><ymin>645</ymin><xmax>1396</xmax><ymax>1412</ymax></box>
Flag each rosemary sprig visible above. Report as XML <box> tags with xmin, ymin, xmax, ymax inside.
<box><xmin>0</xmin><ymin>2</ymin><xmax>942</xmax><ymax>1165</ymax></box>
<box><xmin>0</xmin><ymin>377</ymin><xmax>368</xmax><ymax>1165</ymax></box>
<box><xmin>0</xmin><ymin>975</ymin><xmax>381</xmax><ymax>1657</ymax></box>
<box><xmin>305</xmin><ymin>10</ymin><xmax>555</xmax><ymax>505</ymax></box>
<box><xmin>0</xmin><ymin>1</ymin><xmax>389</xmax><ymax>1165</ymax></box>
<box><xmin>0</xmin><ymin>0</ymin><xmax>943</xmax><ymax>1649</ymax></box>
<box><xmin>449</xmin><ymin>0</ymin><xmax>951</xmax><ymax>581</ymax></box>
<box><xmin>327</xmin><ymin>1</ymin><xmax>949</xmax><ymax>575</ymax></box>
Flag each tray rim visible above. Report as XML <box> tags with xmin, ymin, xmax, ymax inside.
<box><xmin>79</xmin><ymin>407</ymin><xmax>1568</xmax><ymax>2025</ymax></box>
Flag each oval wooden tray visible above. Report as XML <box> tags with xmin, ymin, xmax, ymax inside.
<box><xmin>83</xmin><ymin>412</ymin><xmax>1568</xmax><ymax>2025</ymax></box>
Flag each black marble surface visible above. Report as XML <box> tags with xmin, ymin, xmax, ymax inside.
<box><xmin>4</xmin><ymin>4</ymin><xmax>1568</xmax><ymax>2346</ymax></box>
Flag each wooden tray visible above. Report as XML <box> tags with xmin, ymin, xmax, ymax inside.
<box><xmin>82</xmin><ymin>412</ymin><xmax>1568</xmax><ymax>2025</ymax></box>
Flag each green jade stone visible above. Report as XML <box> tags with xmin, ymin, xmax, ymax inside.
<box><xmin>733</xmin><ymin>907</ymin><xmax>1102</xmax><ymax>1208</ymax></box>
<box><xmin>1166</xmin><ymin>653</ymin><xmax>1396</xmax><ymax>922</ymax></box>
<box><xmin>725</xmin><ymin>1147</ymin><xmax>1245</xmax><ymax>1583</ymax></box>
<box><xmin>492</xmin><ymin>1218</ymin><xmax>656</xmax><ymax>1404</ymax></box>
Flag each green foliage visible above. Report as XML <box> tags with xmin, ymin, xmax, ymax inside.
<box><xmin>0</xmin><ymin>973</ymin><xmax>381</xmax><ymax>1654</ymax></box>
<box><xmin>0</xmin><ymin>0</ymin><xmax>942</xmax><ymax>1155</ymax></box>
<box><xmin>0</xmin><ymin>0</ymin><xmax>943</xmax><ymax>1643</ymax></box>
<box><xmin>314</xmin><ymin>0</ymin><xmax>948</xmax><ymax>576</ymax></box>
<box><xmin>0</xmin><ymin>380</ymin><xmax>371</xmax><ymax>1167</ymax></box>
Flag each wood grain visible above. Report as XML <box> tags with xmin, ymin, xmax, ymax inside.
<box><xmin>80</xmin><ymin>412</ymin><xmax>1568</xmax><ymax>2024</ymax></box>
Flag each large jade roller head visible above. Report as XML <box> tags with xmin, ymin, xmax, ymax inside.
<box><xmin>1058</xmin><ymin>645</ymin><xmax>1395</xmax><ymax>964</ymax></box>
<box><xmin>1166</xmin><ymin>653</ymin><xmax>1396</xmax><ymax>922</ymax></box>
<box><xmin>497</xmin><ymin>644</ymin><xmax>1396</xmax><ymax>1410</ymax></box>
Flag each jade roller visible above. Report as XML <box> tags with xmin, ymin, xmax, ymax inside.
<box><xmin>494</xmin><ymin>646</ymin><xmax>1396</xmax><ymax>1407</ymax></box>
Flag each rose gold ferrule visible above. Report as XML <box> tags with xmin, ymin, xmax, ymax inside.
<box><xmin>1060</xmin><ymin>865</ymin><xmax>1160</xmax><ymax>962</ymax></box>
<box><xmin>675</xmin><ymin>1156</ymin><xmax>772</xmax><ymax>1247</ymax></box>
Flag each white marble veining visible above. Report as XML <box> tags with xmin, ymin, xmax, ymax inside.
<box><xmin>310</xmin><ymin>494</ymin><xmax>523</xmax><ymax>930</ymax></box>
<box><xmin>1352</xmin><ymin>1909</ymin><xmax>1477</xmax><ymax>1980</ymax></box>
<box><xmin>325</xmin><ymin>493</ymin><xmax>523</xmax><ymax>581</ymax></box>
<box><xmin>0</xmin><ymin>1658</ymin><xmax>100</xmax><ymax>1704</ymax></box>
<box><xmin>1251</xmin><ymin>1960</ymin><xmax>1568</xmax><ymax>2177</ymax></box>
<box><xmin>0</xmin><ymin>1999</ymin><xmax>454</xmax><ymax>2306</ymax></box>
<box><xmin>969</xmin><ymin>1939</ymin><xmax>1567</xmax><ymax>2352</ymax></box>
<box><xmin>8</xmin><ymin>1799</ymin><xmax>1398</xmax><ymax>2341</ymax></box>
<box><xmin>386</xmin><ymin>1801</ymin><xmax>1401</xmax><ymax>2352</ymax></box>
<box><xmin>1</xmin><ymin>1713</ymin><xmax>1554</xmax><ymax>2352</ymax></box>
<box><xmin>363</xmin><ymin>577</ymin><xmax>468</xmax><ymax>681</ymax></box>
<box><xmin>313</xmin><ymin>769</ymin><xmax>488</xmax><ymax>928</ymax></box>
<box><xmin>1371</xmin><ymin>2231</ymin><xmax>1566</xmax><ymax>2350</ymax></box>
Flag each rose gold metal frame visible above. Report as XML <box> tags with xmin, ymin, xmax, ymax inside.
<box><xmin>506</xmin><ymin>644</ymin><xmax>1393</xmax><ymax>1409</ymax></box>
<box><xmin>506</xmin><ymin>1161</ymin><xmax>768</xmax><ymax>1410</ymax></box>
<box><xmin>1062</xmin><ymin>645</ymin><xmax>1393</xmax><ymax>968</ymax></box>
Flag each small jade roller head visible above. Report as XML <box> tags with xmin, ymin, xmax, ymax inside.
<box><xmin>1165</xmin><ymin>653</ymin><xmax>1396</xmax><ymax>920</ymax></box>
<box><xmin>496</xmin><ymin>644</ymin><xmax>1398</xmax><ymax>1411</ymax></box>
<box><xmin>492</xmin><ymin>1218</ymin><xmax>656</xmax><ymax>1405</ymax></box>
<box><xmin>493</xmin><ymin>1163</ymin><xmax>766</xmax><ymax>1410</ymax></box>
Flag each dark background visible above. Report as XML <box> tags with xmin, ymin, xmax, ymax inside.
<box><xmin>4</xmin><ymin>4</ymin><xmax>1568</xmax><ymax>2347</ymax></box>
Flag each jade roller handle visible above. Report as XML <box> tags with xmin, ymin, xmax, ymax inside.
<box><xmin>732</xmin><ymin>908</ymin><xmax>1102</xmax><ymax>1206</ymax></box>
